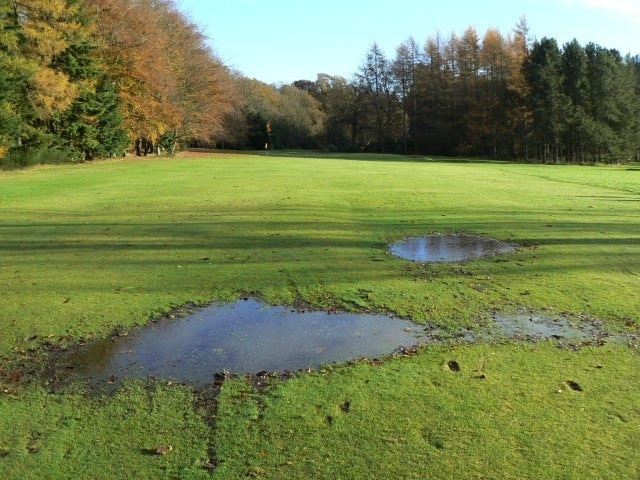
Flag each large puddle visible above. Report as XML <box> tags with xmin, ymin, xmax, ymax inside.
<box><xmin>389</xmin><ymin>233</ymin><xmax>516</xmax><ymax>262</ymax></box>
<box><xmin>51</xmin><ymin>299</ymin><xmax>426</xmax><ymax>387</ymax></box>
<box><xmin>49</xmin><ymin>300</ymin><xmax>628</xmax><ymax>389</ymax></box>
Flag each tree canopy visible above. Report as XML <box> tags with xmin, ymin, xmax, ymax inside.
<box><xmin>0</xmin><ymin>0</ymin><xmax>234</xmax><ymax>166</ymax></box>
<box><xmin>1</xmin><ymin>6</ymin><xmax>638</xmax><ymax>167</ymax></box>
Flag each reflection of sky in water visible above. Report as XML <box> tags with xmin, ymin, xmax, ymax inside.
<box><xmin>58</xmin><ymin>299</ymin><xmax>425</xmax><ymax>386</ymax></box>
<box><xmin>53</xmin><ymin>298</ymin><xmax>623</xmax><ymax>389</ymax></box>
<box><xmin>390</xmin><ymin>234</ymin><xmax>515</xmax><ymax>262</ymax></box>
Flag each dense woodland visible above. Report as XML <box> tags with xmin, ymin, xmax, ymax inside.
<box><xmin>1</xmin><ymin>1</ymin><xmax>639</xmax><ymax>167</ymax></box>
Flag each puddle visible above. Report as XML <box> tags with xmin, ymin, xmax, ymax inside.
<box><xmin>48</xmin><ymin>299</ymin><xmax>633</xmax><ymax>389</ymax></box>
<box><xmin>51</xmin><ymin>299</ymin><xmax>426</xmax><ymax>388</ymax></box>
<box><xmin>389</xmin><ymin>233</ymin><xmax>515</xmax><ymax>262</ymax></box>
<box><xmin>490</xmin><ymin>313</ymin><xmax>607</xmax><ymax>341</ymax></box>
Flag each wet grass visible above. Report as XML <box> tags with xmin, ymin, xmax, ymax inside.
<box><xmin>0</xmin><ymin>152</ymin><xmax>639</xmax><ymax>478</ymax></box>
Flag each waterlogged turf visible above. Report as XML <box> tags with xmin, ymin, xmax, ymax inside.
<box><xmin>214</xmin><ymin>343</ymin><xmax>640</xmax><ymax>479</ymax></box>
<box><xmin>1</xmin><ymin>152</ymin><xmax>639</xmax><ymax>478</ymax></box>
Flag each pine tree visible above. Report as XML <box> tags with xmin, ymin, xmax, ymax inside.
<box><xmin>584</xmin><ymin>44</ymin><xmax>638</xmax><ymax>163</ymax></box>
<box><xmin>561</xmin><ymin>40</ymin><xmax>589</xmax><ymax>162</ymax></box>
<box><xmin>392</xmin><ymin>37</ymin><xmax>420</xmax><ymax>153</ymax></box>
<box><xmin>356</xmin><ymin>43</ymin><xmax>399</xmax><ymax>152</ymax></box>
<box><xmin>49</xmin><ymin>0</ymin><xmax>128</xmax><ymax>160</ymax></box>
<box><xmin>525</xmin><ymin>38</ymin><xmax>569</xmax><ymax>162</ymax></box>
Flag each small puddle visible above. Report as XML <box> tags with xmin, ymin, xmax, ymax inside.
<box><xmin>389</xmin><ymin>233</ymin><xmax>515</xmax><ymax>262</ymax></box>
<box><xmin>51</xmin><ymin>299</ymin><xmax>426</xmax><ymax>388</ymax></box>
<box><xmin>490</xmin><ymin>313</ymin><xmax>607</xmax><ymax>341</ymax></box>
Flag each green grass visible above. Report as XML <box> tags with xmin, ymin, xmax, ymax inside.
<box><xmin>214</xmin><ymin>343</ymin><xmax>640</xmax><ymax>479</ymax></box>
<box><xmin>0</xmin><ymin>383</ymin><xmax>210</xmax><ymax>479</ymax></box>
<box><xmin>0</xmin><ymin>152</ymin><xmax>638</xmax><ymax>478</ymax></box>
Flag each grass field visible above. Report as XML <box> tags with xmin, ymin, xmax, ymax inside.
<box><xmin>0</xmin><ymin>152</ymin><xmax>638</xmax><ymax>479</ymax></box>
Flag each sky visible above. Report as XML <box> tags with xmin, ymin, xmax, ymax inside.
<box><xmin>176</xmin><ymin>0</ymin><xmax>640</xmax><ymax>85</ymax></box>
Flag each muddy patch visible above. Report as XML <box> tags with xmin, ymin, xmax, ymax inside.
<box><xmin>490</xmin><ymin>312</ymin><xmax>608</xmax><ymax>342</ymax></box>
<box><xmin>389</xmin><ymin>233</ymin><xmax>516</xmax><ymax>262</ymax></box>
<box><xmin>50</xmin><ymin>298</ymin><xmax>426</xmax><ymax>388</ymax></box>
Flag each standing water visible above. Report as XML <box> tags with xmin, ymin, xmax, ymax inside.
<box><xmin>52</xmin><ymin>298</ymin><xmax>426</xmax><ymax>387</ymax></box>
<box><xmin>389</xmin><ymin>233</ymin><xmax>516</xmax><ymax>262</ymax></box>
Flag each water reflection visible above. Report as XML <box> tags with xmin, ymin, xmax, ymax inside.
<box><xmin>54</xmin><ymin>299</ymin><xmax>426</xmax><ymax>387</ymax></box>
<box><xmin>389</xmin><ymin>233</ymin><xmax>515</xmax><ymax>262</ymax></box>
<box><xmin>50</xmin><ymin>298</ymin><xmax>626</xmax><ymax>389</ymax></box>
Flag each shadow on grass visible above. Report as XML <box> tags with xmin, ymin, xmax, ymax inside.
<box><xmin>1</xmin><ymin>209</ymin><xmax>638</xmax><ymax>283</ymax></box>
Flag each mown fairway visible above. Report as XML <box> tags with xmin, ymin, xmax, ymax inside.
<box><xmin>1</xmin><ymin>152</ymin><xmax>639</xmax><ymax>479</ymax></box>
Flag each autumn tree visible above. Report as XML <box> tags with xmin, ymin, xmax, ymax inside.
<box><xmin>333</xmin><ymin>19</ymin><xmax>639</xmax><ymax>162</ymax></box>
<box><xmin>4</xmin><ymin>7</ymin><xmax>639</xmax><ymax>165</ymax></box>
<box><xmin>305</xmin><ymin>73</ymin><xmax>363</xmax><ymax>151</ymax></box>
<box><xmin>158</xmin><ymin>4</ymin><xmax>233</xmax><ymax>152</ymax></box>
<box><xmin>0</xmin><ymin>0</ymin><xmax>85</xmax><ymax>160</ymax></box>
<box><xmin>84</xmin><ymin>0</ymin><xmax>177</xmax><ymax>150</ymax></box>
<box><xmin>414</xmin><ymin>33</ymin><xmax>458</xmax><ymax>154</ymax></box>
<box><xmin>506</xmin><ymin>16</ymin><xmax>532</xmax><ymax>159</ymax></box>
<box><xmin>274</xmin><ymin>85</ymin><xmax>325</xmax><ymax>148</ymax></box>
<box><xmin>229</xmin><ymin>76</ymin><xmax>325</xmax><ymax>150</ymax></box>
<box><xmin>82</xmin><ymin>0</ymin><xmax>234</xmax><ymax>155</ymax></box>
<box><xmin>0</xmin><ymin>1</ymin><xmax>21</xmax><ymax>158</ymax></box>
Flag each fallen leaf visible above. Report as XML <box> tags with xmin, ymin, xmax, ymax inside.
<box><xmin>156</xmin><ymin>445</ymin><xmax>173</xmax><ymax>455</ymax></box>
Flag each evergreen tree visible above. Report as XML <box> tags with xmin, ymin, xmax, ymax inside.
<box><xmin>49</xmin><ymin>0</ymin><xmax>128</xmax><ymax>160</ymax></box>
<box><xmin>561</xmin><ymin>39</ymin><xmax>589</xmax><ymax>162</ymax></box>
<box><xmin>52</xmin><ymin>82</ymin><xmax>128</xmax><ymax>159</ymax></box>
<box><xmin>584</xmin><ymin>44</ymin><xmax>638</xmax><ymax>163</ymax></box>
<box><xmin>392</xmin><ymin>37</ymin><xmax>420</xmax><ymax>153</ymax></box>
<box><xmin>629</xmin><ymin>55</ymin><xmax>640</xmax><ymax>160</ymax></box>
<box><xmin>525</xmin><ymin>38</ymin><xmax>569</xmax><ymax>162</ymax></box>
<box><xmin>356</xmin><ymin>43</ymin><xmax>400</xmax><ymax>152</ymax></box>
<box><xmin>417</xmin><ymin>33</ymin><xmax>458</xmax><ymax>155</ymax></box>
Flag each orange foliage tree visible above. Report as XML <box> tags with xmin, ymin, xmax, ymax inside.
<box><xmin>84</xmin><ymin>0</ymin><xmax>233</xmax><ymax>153</ymax></box>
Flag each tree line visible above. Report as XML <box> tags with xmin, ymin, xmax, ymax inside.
<box><xmin>287</xmin><ymin>19</ymin><xmax>639</xmax><ymax>163</ymax></box>
<box><xmin>1</xmin><ymin>4</ymin><xmax>639</xmax><ymax>167</ymax></box>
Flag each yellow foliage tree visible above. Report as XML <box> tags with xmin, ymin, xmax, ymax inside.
<box><xmin>10</xmin><ymin>0</ymin><xmax>82</xmax><ymax>120</ymax></box>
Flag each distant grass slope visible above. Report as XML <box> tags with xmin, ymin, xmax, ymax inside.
<box><xmin>0</xmin><ymin>152</ymin><xmax>638</xmax><ymax>478</ymax></box>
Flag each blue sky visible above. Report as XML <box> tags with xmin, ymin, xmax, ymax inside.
<box><xmin>176</xmin><ymin>0</ymin><xmax>640</xmax><ymax>85</ymax></box>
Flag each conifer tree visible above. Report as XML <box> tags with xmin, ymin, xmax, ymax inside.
<box><xmin>525</xmin><ymin>38</ymin><xmax>569</xmax><ymax>162</ymax></box>
<box><xmin>561</xmin><ymin>39</ymin><xmax>589</xmax><ymax>162</ymax></box>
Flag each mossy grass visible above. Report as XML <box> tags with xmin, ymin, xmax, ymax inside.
<box><xmin>1</xmin><ymin>152</ymin><xmax>638</xmax><ymax>478</ymax></box>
